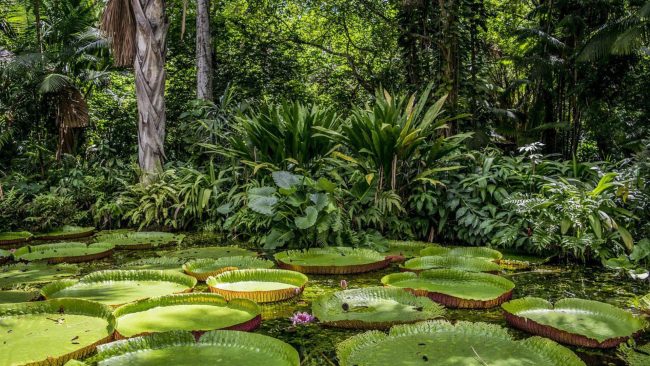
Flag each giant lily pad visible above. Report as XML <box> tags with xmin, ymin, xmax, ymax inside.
<box><xmin>0</xmin><ymin>263</ymin><xmax>80</xmax><ymax>289</ymax></box>
<box><xmin>381</xmin><ymin>269</ymin><xmax>515</xmax><ymax>308</ymax></box>
<box><xmin>312</xmin><ymin>287</ymin><xmax>445</xmax><ymax>329</ymax></box>
<box><xmin>420</xmin><ymin>246</ymin><xmax>503</xmax><ymax>261</ymax></box>
<box><xmin>122</xmin><ymin>257</ymin><xmax>185</xmax><ymax>272</ymax></box>
<box><xmin>0</xmin><ymin>298</ymin><xmax>115</xmax><ymax>366</ymax></box>
<box><xmin>0</xmin><ymin>249</ymin><xmax>9</xmax><ymax>264</ymax></box>
<box><xmin>37</xmin><ymin>225</ymin><xmax>95</xmax><ymax>240</ymax></box>
<box><xmin>274</xmin><ymin>247</ymin><xmax>390</xmax><ymax>274</ymax></box>
<box><xmin>113</xmin><ymin>293</ymin><xmax>261</xmax><ymax>339</ymax></box>
<box><xmin>400</xmin><ymin>255</ymin><xmax>501</xmax><ymax>273</ymax></box>
<box><xmin>13</xmin><ymin>242</ymin><xmax>114</xmax><ymax>264</ymax></box>
<box><xmin>502</xmin><ymin>297</ymin><xmax>647</xmax><ymax>348</ymax></box>
<box><xmin>336</xmin><ymin>320</ymin><xmax>585</xmax><ymax>366</ymax></box>
<box><xmin>84</xmin><ymin>330</ymin><xmax>299</xmax><ymax>366</ymax></box>
<box><xmin>102</xmin><ymin>232</ymin><xmax>185</xmax><ymax>250</ymax></box>
<box><xmin>158</xmin><ymin>245</ymin><xmax>256</xmax><ymax>260</ymax></box>
<box><xmin>207</xmin><ymin>269</ymin><xmax>307</xmax><ymax>303</ymax></box>
<box><xmin>41</xmin><ymin>270</ymin><xmax>197</xmax><ymax>307</ymax></box>
<box><xmin>381</xmin><ymin>240</ymin><xmax>439</xmax><ymax>258</ymax></box>
<box><xmin>0</xmin><ymin>290</ymin><xmax>40</xmax><ymax>304</ymax></box>
<box><xmin>183</xmin><ymin>256</ymin><xmax>274</xmax><ymax>281</ymax></box>
<box><xmin>0</xmin><ymin>231</ymin><xmax>33</xmax><ymax>247</ymax></box>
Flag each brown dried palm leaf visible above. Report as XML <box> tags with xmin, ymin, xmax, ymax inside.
<box><xmin>100</xmin><ymin>0</ymin><xmax>136</xmax><ymax>67</ymax></box>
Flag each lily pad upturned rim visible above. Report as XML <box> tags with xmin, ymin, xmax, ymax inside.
<box><xmin>41</xmin><ymin>270</ymin><xmax>198</xmax><ymax>307</ymax></box>
<box><xmin>0</xmin><ymin>231</ymin><xmax>33</xmax><ymax>246</ymax></box>
<box><xmin>0</xmin><ymin>289</ymin><xmax>41</xmax><ymax>303</ymax></box>
<box><xmin>206</xmin><ymin>269</ymin><xmax>308</xmax><ymax>303</ymax></box>
<box><xmin>13</xmin><ymin>242</ymin><xmax>115</xmax><ymax>264</ymax></box>
<box><xmin>183</xmin><ymin>256</ymin><xmax>275</xmax><ymax>281</ymax></box>
<box><xmin>274</xmin><ymin>247</ymin><xmax>391</xmax><ymax>274</ymax></box>
<box><xmin>0</xmin><ymin>249</ymin><xmax>9</xmax><ymax>264</ymax></box>
<box><xmin>86</xmin><ymin>330</ymin><xmax>300</xmax><ymax>366</ymax></box>
<box><xmin>336</xmin><ymin>320</ymin><xmax>585</xmax><ymax>366</ymax></box>
<box><xmin>312</xmin><ymin>287</ymin><xmax>445</xmax><ymax>329</ymax></box>
<box><xmin>36</xmin><ymin>225</ymin><xmax>96</xmax><ymax>240</ymax></box>
<box><xmin>400</xmin><ymin>255</ymin><xmax>501</xmax><ymax>273</ymax></box>
<box><xmin>420</xmin><ymin>246</ymin><xmax>503</xmax><ymax>261</ymax></box>
<box><xmin>112</xmin><ymin>293</ymin><xmax>261</xmax><ymax>339</ymax></box>
<box><xmin>101</xmin><ymin>232</ymin><xmax>185</xmax><ymax>250</ymax></box>
<box><xmin>382</xmin><ymin>240</ymin><xmax>438</xmax><ymax>257</ymax></box>
<box><xmin>381</xmin><ymin>269</ymin><xmax>515</xmax><ymax>309</ymax></box>
<box><xmin>0</xmin><ymin>298</ymin><xmax>115</xmax><ymax>366</ymax></box>
<box><xmin>502</xmin><ymin>297</ymin><xmax>648</xmax><ymax>348</ymax></box>
<box><xmin>0</xmin><ymin>263</ymin><xmax>80</xmax><ymax>289</ymax></box>
<box><xmin>122</xmin><ymin>257</ymin><xmax>185</xmax><ymax>271</ymax></box>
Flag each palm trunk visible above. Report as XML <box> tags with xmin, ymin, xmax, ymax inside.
<box><xmin>132</xmin><ymin>0</ymin><xmax>168</xmax><ymax>181</ymax></box>
<box><xmin>196</xmin><ymin>0</ymin><xmax>213</xmax><ymax>100</ymax></box>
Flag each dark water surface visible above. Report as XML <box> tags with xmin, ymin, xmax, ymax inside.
<box><xmin>55</xmin><ymin>233</ymin><xmax>650</xmax><ymax>365</ymax></box>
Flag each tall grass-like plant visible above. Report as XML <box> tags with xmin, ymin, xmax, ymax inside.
<box><xmin>213</xmin><ymin>102</ymin><xmax>340</xmax><ymax>172</ymax></box>
<box><xmin>316</xmin><ymin>84</ymin><xmax>467</xmax><ymax>193</ymax></box>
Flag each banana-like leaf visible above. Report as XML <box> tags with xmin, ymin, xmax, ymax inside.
<box><xmin>381</xmin><ymin>269</ymin><xmax>515</xmax><ymax>309</ymax></box>
<box><xmin>0</xmin><ymin>298</ymin><xmax>115</xmax><ymax>366</ymax></box>
<box><xmin>113</xmin><ymin>293</ymin><xmax>261</xmax><ymax>338</ymax></box>
<box><xmin>401</xmin><ymin>255</ymin><xmax>501</xmax><ymax>273</ymax></box>
<box><xmin>41</xmin><ymin>270</ymin><xmax>197</xmax><ymax>307</ymax></box>
<box><xmin>36</xmin><ymin>226</ymin><xmax>95</xmax><ymax>240</ymax></box>
<box><xmin>502</xmin><ymin>297</ymin><xmax>648</xmax><ymax>348</ymax></box>
<box><xmin>206</xmin><ymin>269</ymin><xmax>307</xmax><ymax>303</ymax></box>
<box><xmin>86</xmin><ymin>330</ymin><xmax>300</xmax><ymax>365</ymax></box>
<box><xmin>275</xmin><ymin>247</ymin><xmax>390</xmax><ymax>274</ymax></box>
<box><xmin>13</xmin><ymin>242</ymin><xmax>114</xmax><ymax>264</ymax></box>
<box><xmin>312</xmin><ymin>287</ymin><xmax>445</xmax><ymax>329</ymax></box>
<box><xmin>337</xmin><ymin>320</ymin><xmax>585</xmax><ymax>366</ymax></box>
<box><xmin>183</xmin><ymin>256</ymin><xmax>274</xmax><ymax>281</ymax></box>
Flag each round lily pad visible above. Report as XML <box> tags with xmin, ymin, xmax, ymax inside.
<box><xmin>85</xmin><ymin>330</ymin><xmax>299</xmax><ymax>366</ymax></box>
<box><xmin>122</xmin><ymin>257</ymin><xmax>185</xmax><ymax>271</ymax></box>
<box><xmin>502</xmin><ymin>297</ymin><xmax>648</xmax><ymax>348</ymax></box>
<box><xmin>183</xmin><ymin>256</ymin><xmax>274</xmax><ymax>281</ymax></box>
<box><xmin>0</xmin><ymin>249</ymin><xmax>10</xmax><ymax>264</ymax></box>
<box><xmin>207</xmin><ymin>269</ymin><xmax>307</xmax><ymax>303</ymax></box>
<box><xmin>13</xmin><ymin>242</ymin><xmax>114</xmax><ymax>264</ymax></box>
<box><xmin>274</xmin><ymin>247</ymin><xmax>390</xmax><ymax>274</ymax></box>
<box><xmin>336</xmin><ymin>320</ymin><xmax>585</xmax><ymax>366</ymax></box>
<box><xmin>381</xmin><ymin>240</ymin><xmax>439</xmax><ymax>258</ymax></box>
<box><xmin>113</xmin><ymin>293</ymin><xmax>261</xmax><ymax>339</ymax></box>
<box><xmin>158</xmin><ymin>245</ymin><xmax>256</xmax><ymax>260</ymax></box>
<box><xmin>0</xmin><ymin>231</ymin><xmax>33</xmax><ymax>247</ymax></box>
<box><xmin>102</xmin><ymin>232</ymin><xmax>185</xmax><ymax>250</ymax></box>
<box><xmin>420</xmin><ymin>246</ymin><xmax>503</xmax><ymax>261</ymax></box>
<box><xmin>37</xmin><ymin>225</ymin><xmax>95</xmax><ymax>240</ymax></box>
<box><xmin>0</xmin><ymin>290</ymin><xmax>40</xmax><ymax>304</ymax></box>
<box><xmin>0</xmin><ymin>263</ymin><xmax>80</xmax><ymax>289</ymax></box>
<box><xmin>41</xmin><ymin>270</ymin><xmax>197</xmax><ymax>307</ymax></box>
<box><xmin>0</xmin><ymin>298</ymin><xmax>115</xmax><ymax>366</ymax></box>
<box><xmin>381</xmin><ymin>269</ymin><xmax>515</xmax><ymax>309</ymax></box>
<box><xmin>312</xmin><ymin>287</ymin><xmax>445</xmax><ymax>329</ymax></box>
<box><xmin>400</xmin><ymin>255</ymin><xmax>501</xmax><ymax>273</ymax></box>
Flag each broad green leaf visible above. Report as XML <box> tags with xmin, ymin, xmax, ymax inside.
<box><xmin>248</xmin><ymin>196</ymin><xmax>278</xmax><ymax>216</ymax></box>
<box><xmin>295</xmin><ymin>206</ymin><xmax>318</xmax><ymax>229</ymax></box>
<box><xmin>264</xmin><ymin>229</ymin><xmax>294</xmax><ymax>250</ymax></box>
<box><xmin>617</xmin><ymin>225</ymin><xmax>634</xmax><ymax>251</ymax></box>
<box><xmin>272</xmin><ymin>171</ymin><xmax>302</xmax><ymax>189</ymax></box>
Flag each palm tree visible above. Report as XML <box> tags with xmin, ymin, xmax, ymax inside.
<box><xmin>579</xmin><ymin>2</ymin><xmax>650</xmax><ymax>61</ymax></box>
<box><xmin>196</xmin><ymin>0</ymin><xmax>213</xmax><ymax>100</ymax></box>
<box><xmin>101</xmin><ymin>0</ymin><xmax>168</xmax><ymax>182</ymax></box>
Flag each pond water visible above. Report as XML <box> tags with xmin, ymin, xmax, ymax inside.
<box><xmin>8</xmin><ymin>232</ymin><xmax>650</xmax><ymax>365</ymax></box>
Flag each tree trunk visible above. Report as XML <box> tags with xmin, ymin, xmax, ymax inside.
<box><xmin>196</xmin><ymin>0</ymin><xmax>213</xmax><ymax>100</ymax></box>
<box><xmin>132</xmin><ymin>0</ymin><xmax>168</xmax><ymax>181</ymax></box>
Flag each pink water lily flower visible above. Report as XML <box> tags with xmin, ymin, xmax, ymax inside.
<box><xmin>340</xmin><ymin>279</ymin><xmax>348</xmax><ymax>290</ymax></box>
<box><xmin>290</xmin><ymin>312</ymin><xmax>315</xmax><ymax>325</ymax></box>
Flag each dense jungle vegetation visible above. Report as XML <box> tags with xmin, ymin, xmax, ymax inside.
<box><xmin>1</xmin><ymin>0</ymin><xmax>649</xmax><ymax>269</ymax></box>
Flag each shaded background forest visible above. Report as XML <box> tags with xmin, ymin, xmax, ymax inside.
<box><xmin>1</xmin><ymin>0</ymin><xmax>650</xmax><ymax>265</ymax></box>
